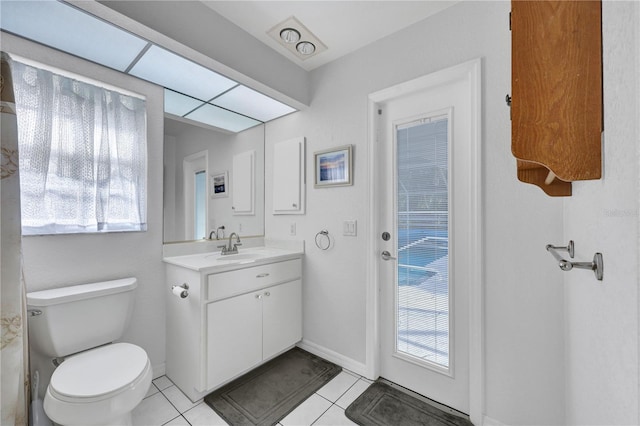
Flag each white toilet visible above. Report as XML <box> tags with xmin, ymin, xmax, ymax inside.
<box><xmin>27</xmin><ymin>278</ymin><xmax>152</xmax><ymax>426</ymax></box>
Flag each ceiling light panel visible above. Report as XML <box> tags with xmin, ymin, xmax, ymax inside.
<box><xmin>0</xmin><ymin>0</ymin><xmax>148</xmax><ymax>72</ymax></box>
<box><xmin>129</xmin><ymin>45</ymin><xmax>237</xmax><ymax>101</ymax></box>
<box><xmin>212</xmin><ymin>85</ymin><xmax>297</xmax><ymax>122</ymax></box>
<box><xmin>164</xmin><ymin>89</ymin><xmax>205</xmax><ymax>117</ymax></box>
<box><xmin>185</xmin><ymin>103</ymin><xmax>261</xmax><ymax>133</ymax></box>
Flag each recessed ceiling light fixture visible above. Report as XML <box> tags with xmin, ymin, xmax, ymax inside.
<box><xmin>279</xmin><ymin>28</ymin><xmax>300</xmax><ymax>44</ymax></box>
<box><xmin>268</xmin><ymin>16</ymin><xmax>327</xmax><ymax>61</ymax></box>
<box><xmin>296</xmin><ymin>41</ymin><xmax>315</xmax><ymax>56</ymax></box>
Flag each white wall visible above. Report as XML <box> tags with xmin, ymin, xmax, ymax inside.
<box><xmin>564</xmin><ymin>2</ymin><xmax>640</xmax><ymax>424</ymax></box>
<box><xmin>265</xmin><ymin>2</ymin><xmax>567</xmax><ymax>424</ymax></box>
<box><xmin>1</xmin><ymin>33</ymin><xmax>167</xmax><ymax>394</ymax></box>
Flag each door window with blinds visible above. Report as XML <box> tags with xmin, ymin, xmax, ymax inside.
<box><xmin>394</xmin><ymin>111</ymin><xmax>451</xmax><ymax>373</ymax></box>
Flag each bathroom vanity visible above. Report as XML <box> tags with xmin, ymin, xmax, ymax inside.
<box><xmin>163</xmin><ymin>246</ymin><xmax>303</xmax><ymax>401</ymax></box>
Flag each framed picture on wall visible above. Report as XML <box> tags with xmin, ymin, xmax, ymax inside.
<box><xmin>210</xmin><ymin>171</ymin><xmax>229</xmax><ymax>198</ymax></box>
<box><xmin>314</xmin><ymin>145</ymin><xmax>353</xmax><ymax>187</ymax></box>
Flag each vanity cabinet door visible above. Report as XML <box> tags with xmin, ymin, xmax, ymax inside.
<box><xmin>262</xmin><ymin>279</ymin><xmax>302</xmax><ymax>360</ymax></box>
<box><xmin>206</xmin><ymin>292</ymin><xmax>262</xmax><ymax>389</ymax></box>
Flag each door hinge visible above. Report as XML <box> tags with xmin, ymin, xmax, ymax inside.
<box><xmin>509</xmin><ymin>12</ymin><xmax>512</xmax><ymax>31</ymax></box>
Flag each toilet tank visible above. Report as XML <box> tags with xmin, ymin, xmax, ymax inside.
<box><xmin>27</xmin><ymin>278</ymin><xmax>137</xmax><ymax>358</ymax></box>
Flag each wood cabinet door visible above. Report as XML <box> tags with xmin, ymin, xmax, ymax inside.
<box><xmin>206</xmin><ymin>292</ymin><xmax>262</xmax><ymax>389</ymax></box>
<box><xmin>511</xmin><ymin>1</ymin><xmax>602</xmax><ymax>183</ymax></box>
<box><xmin>262</xmin><ymin>280</ymin><xmax>302</xmax><ymax>360</ymax></box>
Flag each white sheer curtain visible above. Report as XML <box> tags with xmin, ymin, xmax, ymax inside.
<box><xmin>11</xmin><ymin>60</ymin><xmax>147</xmax><ymax>235</ymax></box>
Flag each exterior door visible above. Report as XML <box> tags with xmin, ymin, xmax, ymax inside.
<box><xmin>374</xmin><ymin>63</ymin><xmax>480</xmax><ymax>414</ymax></box>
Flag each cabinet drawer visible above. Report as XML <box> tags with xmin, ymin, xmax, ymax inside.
<box><xmin>207</xmin><ymin>258</ymin><xmax>301</xmax><ymax>301</ymax></box>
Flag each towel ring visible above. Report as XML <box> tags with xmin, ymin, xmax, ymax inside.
<box><xmin>315</xmin><ymin>230</ymin><xmax>331</xmax><ymax>250</ymax></box>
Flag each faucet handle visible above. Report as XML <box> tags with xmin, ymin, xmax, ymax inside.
<box><xmin>217</xmin><ymin>245</ymin><xmax>227</xmax><ymax>254</ymax></box>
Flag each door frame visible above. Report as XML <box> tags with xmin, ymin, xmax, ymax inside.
<box><xmin>183</xmin><ymin>150</ymin><xmax>209</xmax><ymax>240</ymax></box>
<box><xmin>365</xmin><ymin>58</ymin><xmax>483</xmax><ymax>424</ymax></box>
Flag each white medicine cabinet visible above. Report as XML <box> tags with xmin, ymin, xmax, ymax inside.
<box><xmin>232</xmin><ymin>150</ymin><xmax>255</xmax><ymax>215</ymax></box>
<box><xmin>273</xmin><ymin>137</ymin><xmax>306</xmax><ymax>215</ymax></box>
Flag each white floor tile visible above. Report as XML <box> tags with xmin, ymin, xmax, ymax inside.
<box><xmin>145</xmin><ymin>383</ymin><xmax>160</xmax><ymax>399</ymax></box>
<box><xmin>162</xmin><ymin>415</ymin><xmax>190</xmax><ymax>426</ymax></box>
<box><xmin>183</xmin><ymin>402</ymin><xmax>228</xmax><ymax>426</ymax></box>
<box><xmin>313</xmin><ymin>405</ymin><xmax>357</xmax><ymax>426</ymax></box>
<box><xmin>342</xmin><ymin>369</ymin><xmax>361</xmax><ymax>379</ymax></box>
<box><xmin>280</xmin><ymin>394</ymin><xmax>332</xmax><ymax>426</ymax></box>
<box><xmin>335</xmin><ymin>379</ymin><xmax>371</xmax><ymax>409</ymax></box>
<box><xmin>132</xmin><ymin>392</ymin><xmax>180</xmax><ymax>426</ymax></box>
<box><xmin>162</xmin><ymin>385</ymin><xmax>201</xmax><ymax>413</ymax></box>
<box><xmin>316</xmin><ymin>372</ymin><xmax>359</xmax><ymax>402</ymax></box>
<box><xmin>153</xmin><ymin>375</ymin><xmax>174</xmax><ymax>391</ymax></box>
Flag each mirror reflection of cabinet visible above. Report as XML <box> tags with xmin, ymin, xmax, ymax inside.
<box><xmin>273</xmin><ymin>137</ymin><xmax>305</xmax><ymax>215</ymax></box>
<box><xmin>232</xmin><ymin>150</ymin><xmax>255</xmax><ymax>215</ymax></box>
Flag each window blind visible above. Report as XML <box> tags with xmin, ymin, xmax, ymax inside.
<box><xmin>396</xmin><ymin>115</ymin><xmax>449</xmax><ymax>368</ymax></box>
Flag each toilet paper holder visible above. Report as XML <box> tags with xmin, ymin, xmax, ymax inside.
<box><xmin>171</xmin><ymin>283</ymin><xmax>189</xmax><ymax>298</ymax></box>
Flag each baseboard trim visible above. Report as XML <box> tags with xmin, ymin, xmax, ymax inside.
<box><xmin>297</xmin><ymin>339</ymin><xmax>370</xmax><ymax>379</ymax></box>
<box><xmin>482</xmin><ymin>415</ymin><xmax>506</xmax><ymax>426</ymax></box>
<box><xmin>152</xmin><ymin>361</ymin><xmax>166</xmax><ymax>379</ymax></box>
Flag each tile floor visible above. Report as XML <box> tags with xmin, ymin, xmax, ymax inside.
<box><xmin>133</xmin><ymin>369</ymin><xmax>373</xmax><ymax>426</ymax></box>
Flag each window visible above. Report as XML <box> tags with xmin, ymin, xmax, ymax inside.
<box><xmin>396</xmin><ymin>114</ymin><xmax>450</xmax><ymax>368</ymax></box>
<box><xmin>11</xmin><ymin>59</ymin><xmax>147</xmax><ymax>235</ymax></box>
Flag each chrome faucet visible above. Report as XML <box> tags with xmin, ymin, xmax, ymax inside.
<box><xmin>218</xmin><ymin>232</ymin><xmax>241</xmax><ymax>255</ymax></box>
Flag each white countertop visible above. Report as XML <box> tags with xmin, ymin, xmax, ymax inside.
<box><xmin>162</xmin><ymin>246</ymin><xmax>303</xmax><ymax>273</ymax></box>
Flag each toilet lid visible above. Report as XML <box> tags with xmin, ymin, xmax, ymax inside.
<box><xmin>50</xmin><ymin>342</ymin><xmax>149</xmax><ymax>400</ymax></box>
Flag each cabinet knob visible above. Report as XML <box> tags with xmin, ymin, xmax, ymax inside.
<box><xmin>255</xmin><ymin>294</ymin><xmax>262</xmax><ymax>299</ymax></box>
<box><xmin>264</xmin><ymin>291</ymin><xmax>271</xmax><ymax>297</ymax></box>
<box><xmin>292</xmin><ymin>203</ymin><xmax>297</xmax><ymax>208</ymax></box>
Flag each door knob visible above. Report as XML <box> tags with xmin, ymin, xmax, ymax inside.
<box><xmin>381</xmin><ymin>251</ymin><xmax>396</xmax><ymax>261</ymax></box>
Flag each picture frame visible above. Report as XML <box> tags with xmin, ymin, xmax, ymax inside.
<box><xmin>210</xmin><ymin>171</ymin><xmax>229</xmax><ymax>198</ymax></box>
<box><xmin>314</xmin><ymin>145</ymin><xmax>353</xmax><ymax>187</ymax></box>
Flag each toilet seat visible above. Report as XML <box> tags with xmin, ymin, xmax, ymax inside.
<box><xmin>49</xmin><ymin>342</ymin><xmax>149</xmax><ymax>402</ymax></box>
<box><xmin>44</xmin><ymin>342</ymin><xmax>152</xmax><ymax>426</ymax></box>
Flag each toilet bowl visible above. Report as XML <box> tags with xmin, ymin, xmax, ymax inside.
<box><xmin>44</xmin><ymin>343</ymin><xmax>152</xmax><ymax>426</ymax></box>
<box><xmin>27</xmin><ymin>278</ymin><xmax>152</xmax><ymax>426</ymax></box>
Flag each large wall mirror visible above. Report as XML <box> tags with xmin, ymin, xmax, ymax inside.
<box><xmin>163</xmin><ymin>118</ymin><xmax>265</xmax><ymax>243</ymax></box>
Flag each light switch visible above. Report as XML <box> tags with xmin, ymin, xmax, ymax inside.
<box><xmin>343</xmin><ymin>220</ymin><xmax>357</xmax><ymax>236</ymax></box>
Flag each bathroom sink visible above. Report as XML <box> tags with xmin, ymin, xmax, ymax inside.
<box><xmin>216</xmin><ymin>252</ymin><xmax>262</xmax><ymax>262</ymax></box>
<box><xmin>203</xmin><ymin>252</ymin><xmax>260</xmax><ymax>261</ymax></box>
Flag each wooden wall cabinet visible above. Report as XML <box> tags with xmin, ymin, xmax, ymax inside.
<box><xmin>511</xmin><ymin>1</ymin><xmax>602</xmax><ymax>196</ymax></box>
